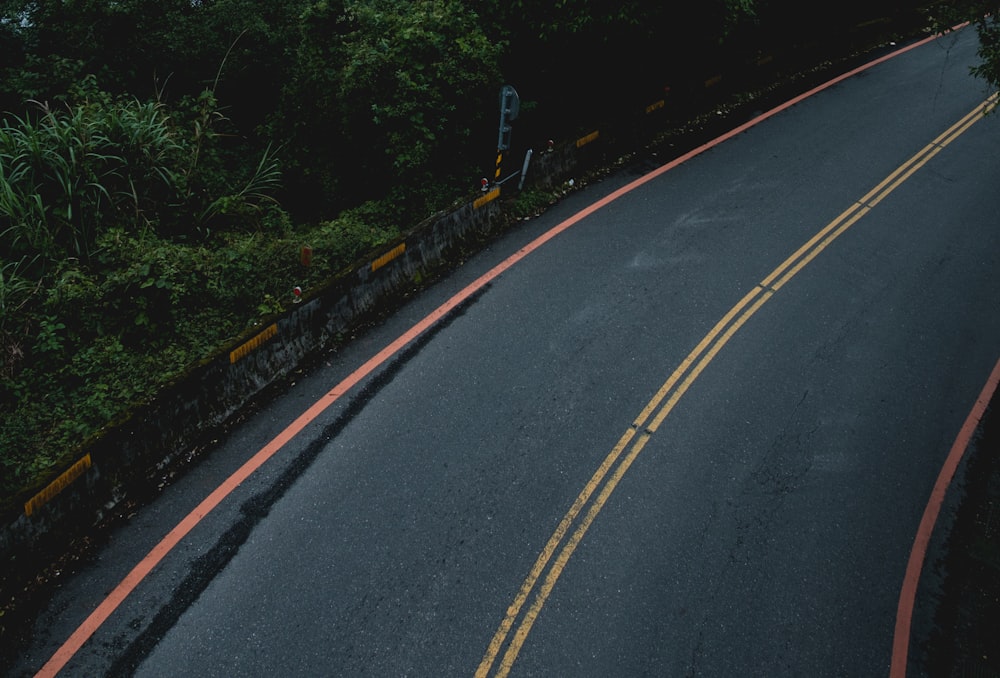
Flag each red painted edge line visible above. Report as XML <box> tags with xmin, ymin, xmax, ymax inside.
<box><xmin>34</xmin><ymin>31</ymin><xmax>956</xmax><ymax>678</ymax></box>
<box><xmin>890</xmin><ymin>356</ymin><xmax>1000</xmax><ymax>678</ymax></box>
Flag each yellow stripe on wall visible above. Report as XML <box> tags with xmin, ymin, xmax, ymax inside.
<box><xmin>230</xmin><ymin>323</ymin><xmax>278</xmax><ymax>364</ymax></box>
<box><xmin>575</xmin><ymin>131</ymin><xmax>599</xmax><ymax>148</ymax></box>
<box><xmin>371</xmin><ymin>243</ymin><xmax>406</xmax><ymax>272</ymax></box>
<box><xmin>474</xmin><ymin>187</ymin><xmax>501</xmax><ymax>209</ymax></box>
<box><xmin>25</xmin><ymin>454</ymin><xmax>92</xmax><ymax>517</ymax></box>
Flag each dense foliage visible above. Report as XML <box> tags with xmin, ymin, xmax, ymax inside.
<box><xmin>0</xmin><ymin>0</ymin><xmax>984</xmax><ymax>502</ymax></box>
<box><xmin>0</xmin><ymin>80</ymin><xmax>397</xmax><ymax>497</ymax></box>
<box><xmin>928</xmin><ymin>1</ymin><xmax>1000</xmax><ymax>88</ymax></box>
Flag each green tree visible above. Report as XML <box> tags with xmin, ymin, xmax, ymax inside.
<box><xmin>276</xmin><ymin>0</ymin><xmax>502</xmax><ymax>216</ymax></box>
<box><xmin>930</xmin><ymin>1</ymin><xmax>1000</xmax><ymax>88</ymax></box>
<box><xmin>476</xmin><ymin>1</ymin><xmax>761</xmax><ymax>136</ymax></box>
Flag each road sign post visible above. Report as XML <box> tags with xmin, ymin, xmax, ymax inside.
<box><xmin>495</xmin><ymin>85</ymin><xmax>519</xmax><ymax>185</ymax></box>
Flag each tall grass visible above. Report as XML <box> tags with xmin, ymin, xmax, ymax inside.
<box><xmin>0</xmin><ymin>84</ymin><xmax>293</xmax><ymax>503</ymax></box>
<box><xmin>0</xmin><ymin>96</ymin><xmax>184</xmax><ymax>267</ymax></box>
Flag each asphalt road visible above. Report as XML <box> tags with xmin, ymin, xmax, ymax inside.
<box><xmin>9</xmin><ymin>26</ymin><xmax>1000</xmax><ymax>677</ymax></box>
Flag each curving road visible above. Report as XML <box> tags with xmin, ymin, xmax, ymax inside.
<box><xmin>11</xmin><ymin>25</ymin><xmax>1000</xmax><ymax>677</ymax></box>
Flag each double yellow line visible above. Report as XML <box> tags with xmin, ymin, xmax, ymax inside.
<box><xmin>475</xmin><ymin>92</ymin><xmax>998</xmax><ymax>677</ymax></box>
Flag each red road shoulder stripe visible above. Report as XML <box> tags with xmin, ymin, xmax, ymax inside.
<box><xmin>890</xmin><ymin>356</ymin><xmax>1000</xmax><ymax>677</ymax></box>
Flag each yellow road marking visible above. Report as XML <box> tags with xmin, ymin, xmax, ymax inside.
<box><xmin>476</xmin><ymin>93</ymin><xmax>997</xmax><ymax>677</ymax></box>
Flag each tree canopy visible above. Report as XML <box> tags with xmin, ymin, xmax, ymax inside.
<box><xmin>929</xmin><ymin>1</ymin><xmax>1000</xmax><ymax>88</ymax></box>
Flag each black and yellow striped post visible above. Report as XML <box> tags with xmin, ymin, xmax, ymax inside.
<box><xmin>494</xmin><ymin>149</ymin><xmax>504</xmax><ymax>184</ymax></box>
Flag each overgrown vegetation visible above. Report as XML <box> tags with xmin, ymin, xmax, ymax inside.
<box><xmin>0</xmin><ymin>80</ymin><xmax>402</xmax><ymax>499</ymax></box>
<box><xmin>929</xmin><ymin>0</ymin><xmax>1000</xmax><ymax>88</ymax></box>
<box><xmin>0</xmin><ymin>0</ymin><xmax>994</xmax><ymax>504</ymax></box>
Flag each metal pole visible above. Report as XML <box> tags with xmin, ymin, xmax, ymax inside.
<box><xmin>518</xmin><ymin>149</ymin><xmax>533</xmax><ymax>191</ymax></box>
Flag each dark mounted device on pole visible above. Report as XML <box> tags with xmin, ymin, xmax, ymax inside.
<box><xmin>494</xmin><ymin>85</ymin><xmax>520</xmax><ymax>184</ymax></box>
<box><xmin>497</xmin><ymin>85</ymin><xmax>519</xmax><ymax>151</ymax></box>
